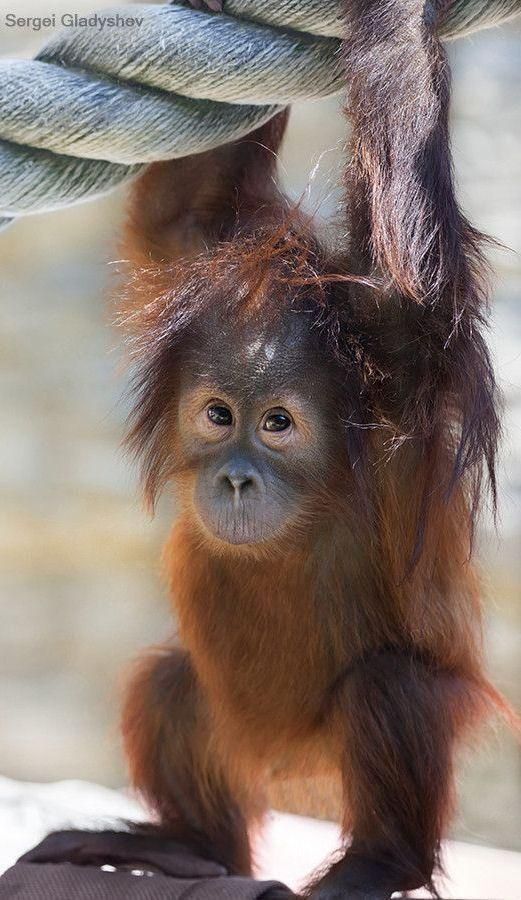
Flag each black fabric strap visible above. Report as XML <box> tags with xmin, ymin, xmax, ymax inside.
<box><xmin>0</xmin><ymin>830</ymin><xmax>293</xmax><ymax>900</ymax></box>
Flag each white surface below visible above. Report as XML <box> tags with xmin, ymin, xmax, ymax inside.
<box><xmin>0</xmin><ymin>776</ymin><xmax>520</xmax><ymax>899</ymax></box>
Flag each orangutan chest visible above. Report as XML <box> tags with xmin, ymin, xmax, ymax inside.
<box><xmin>178</xmin><ymin>582</ymin><xmax>342</xmax><ymax>731</ymax></box>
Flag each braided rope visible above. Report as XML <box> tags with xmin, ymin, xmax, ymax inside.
<box><xmin>0</xmin><ymin>0</ymin><xmax>520</xmax><ymax>221</ymax></box>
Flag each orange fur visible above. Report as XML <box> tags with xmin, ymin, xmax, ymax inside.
<box><xmin>118</xmin><ymin>3</ymin><xmax>518</xmax><ymax>896</ymax></box>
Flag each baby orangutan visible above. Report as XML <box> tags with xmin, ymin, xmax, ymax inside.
<box><xmin>119</xmin><ymin>2</ymin><xmax>513</xmax><ymax>897</ymax></box>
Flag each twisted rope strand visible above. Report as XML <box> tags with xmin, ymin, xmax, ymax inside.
<box><xmin>0</xmin><ymin>0</ymin><xmax>519</xmax><ymax>221</ymax></box>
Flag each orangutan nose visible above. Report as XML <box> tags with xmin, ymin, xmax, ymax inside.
<box><xmin>216</xmin><ymin>460</ymin><xmax>261</xmax><ymax>498</ymax></box>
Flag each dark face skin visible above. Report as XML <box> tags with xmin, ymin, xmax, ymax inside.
<box><xmin>175</xmin><ymin>310</ymin><xmax>343</xmax><ymax>546</ymax></box>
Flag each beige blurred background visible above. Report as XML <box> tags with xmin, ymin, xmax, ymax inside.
<box><xmin>0</xmin><ymin>2</ymin><xmax>519</xmax><ymax>852</ymax></box>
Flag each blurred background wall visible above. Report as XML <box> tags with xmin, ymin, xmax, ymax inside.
<box><xmin>0</xmin><ymin>2</ymin><xmax>519</xmax><ymax>851</ymax></box>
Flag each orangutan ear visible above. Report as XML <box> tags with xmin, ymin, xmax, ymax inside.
<box><xmin>124</xmin><ymin>110</ymin><xmax>289</xmax><ymax>264</ymax></box>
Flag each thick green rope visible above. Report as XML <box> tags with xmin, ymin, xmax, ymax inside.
<box><xmin>0</xmin><ymin>0</ymin><xmax>519</xmax><ymax>222</ymax></box>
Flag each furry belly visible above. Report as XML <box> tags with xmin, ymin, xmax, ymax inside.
<box><xmin>179</xmin><ymin>612</ymin><xmax>342</xmax><ymax>762</ymax></box>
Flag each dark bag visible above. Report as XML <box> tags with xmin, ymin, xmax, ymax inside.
<box><xmin>0</xmin><ymin>829</ymin><xmax>293</xmax><ymax>898</ymax></box>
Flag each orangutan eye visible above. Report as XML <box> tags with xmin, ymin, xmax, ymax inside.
<box><xmin>207</xmin><ymin>404</ymin><xmax>233</xmax><ymax>427</ymax></box>
<box><xmin>263</xmin><ymin>410</ymin><xmax>292</xmax><ymax>433</ymax></box>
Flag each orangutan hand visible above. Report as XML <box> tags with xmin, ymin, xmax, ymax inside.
<box><xmin>185</xmin><ymin>0</ymin><xmax>223</xmax><ymax>11</ymax></box>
